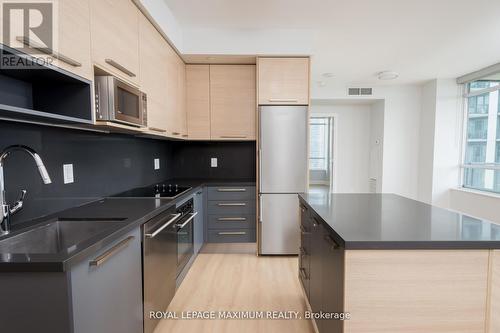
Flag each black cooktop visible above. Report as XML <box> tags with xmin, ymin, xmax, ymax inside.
<box><xmin>113</xmin><ymin>184</ymin><xmax>192</xmax><ymax>199</ymax></box>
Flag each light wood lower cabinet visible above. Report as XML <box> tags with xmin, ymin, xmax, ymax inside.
<box><xmin>186</xmin><ymin>65</ymin><xmax>211</xmax><ymax>140</ymax></box>
<box><xmin>210</xmin><ymin>65</ymin><xmax>256</xmax><ymax>140</ymax></box>
<box><xmin>90</xmin><ymin>0</ymin><xmax>140</xmax><ymax>85</ymax></box>
<box><xmin>488</xmin><ymin>250</ymin><xmax>500</xmax><ymax>332</ymax></box>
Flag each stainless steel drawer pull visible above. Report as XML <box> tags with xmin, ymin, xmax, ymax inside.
<box><xmin>218</xmin><ymin>231</ymin><xmax>247</xmax><ymax>236</ymax></box>
<box><xmin>299</xmin><ymin>268</ymin><xmax>308</xmax><ymax>280</ymax></box>
<box><xmin>268</xmin><ymin>98</ymin><xmax>299</xmax><ymax>103</ymax></box>
<box><xmin>300</xmin><ymin>225</ymin><xmax>310</xmax><ymax>235</ymax></box>
<box><xmin>324</xmin><ymin>235</ymin><xmax>340</xmax><ymax>250</ymax></box>
<box><xmin>16</xmin><ymin>36</ymin><xmax>82</xmax><ymax>67</ymax></box>
<box><xmin>145</xmin><ymin>213</ymin><xmax>181</xmax><ymax>238</ymax></box>
<box><xmin>217</xmin><ymin>203</ymin><xmax>246</xmax><ymax>207</ymax></box>
<box><xmin>149</xmin><ymin>127</ymin><xmax>167</xmax><ymax>133</ymax></box>
<box><xmin>105</xmin><ymin>58</ymin><xmax>136</xmax><ymax>77</ymax></box>
<box><xmin>217</xmin><ymin>217</ymin><xmax>247</xmax><ymax>221</ymax></box>
<box><xmin>176</xmin><ymin>212</ymin><xmax>198</xmax><ymax>229</ymax></box>
<box><xmin>217</xmin><ymin>188</ymin><xmax>247</xmax><ymax>192</ymax></box>
<box><xmin>90</xmin><ymin>236</ymin><xmax>134</xmax><ymax>267</ymax></box>
<box><xmin>220</xmin><ymin>135</ymin><xmax>247</xmax><ymax>139</ymax></box>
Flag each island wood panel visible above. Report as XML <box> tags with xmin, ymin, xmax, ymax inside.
<box><xmin>488</xmin><ymin>250</ymin><xmax>500</xmax><ymax>333</ymax></box>
<box><xmin>344</xmin><ymin>250</ymin><xmax>489</xmax><ymax>333</ymax></box>
<box><xmin>257</xmin><ymin>57</ymin><xmax>309</xmax><ymax>105</ymax></box>
<box><xmin>186</xmin><ymin>65</ymin><xmax>210</xmax><ymax>140</ymax></box>
<box><xmin>90</xmin><ymin>0</ymin><xmax>140</xmax><ymax>85</ymax></box>
<box><xmin>210</xmin><ymin>65</ymin><xmax>256</xmax><ymax>140</ymax></box>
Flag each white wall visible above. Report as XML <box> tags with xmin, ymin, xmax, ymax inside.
<box><xmin>369</xmin><ymin>100</ymin><xmax>385</xmax><ymax>193</ymax></box>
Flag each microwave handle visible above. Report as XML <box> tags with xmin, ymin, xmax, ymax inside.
<box><xmin>105</xmin><ymin>59</ymin><xmax>136</xmax><ymax>78</ymax></box>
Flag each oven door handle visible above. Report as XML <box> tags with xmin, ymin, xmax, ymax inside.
<box><xmin>145</xmin><ymin>213</ymin><xmax>181</xmax><ymax>238</ymax></box>
<box><xmin>176</xmin><ymin>212</ymin><xmax>198</xmax><ymax>229</ymax></box>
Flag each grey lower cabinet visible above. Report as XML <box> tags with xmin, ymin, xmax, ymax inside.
<box><xmin>301</xmin><ymin>205</ymin><xmax>344</xmax><ymax>333</ymax></box>
<box><xmin>206</xmin><ymin>185</ymin><xmax>256</xmax><ymax>243</ymax></box>
<box><xmin>71</xmin><ymin>227</ymin><xmax>143</xmax><ymax>333</ymax></box>
<box><xmin>193</xmin><ymin>189</ymin><xmax>204</xmax><ymax>254</ymax></box>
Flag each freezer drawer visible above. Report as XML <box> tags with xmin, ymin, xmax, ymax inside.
<box><xmin>260</xmin><ymin>194</ymin><xmax>300</xmax><ymax>255</ymax></box>
<box><xmin>259</xmin><ymin>106</ymin><xmax>307</xmax><ymax>193</ymax></box>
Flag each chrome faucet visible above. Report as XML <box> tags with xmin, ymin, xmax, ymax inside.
<box><xmin>0</xmin><ymin>145</ymin><xmax>52</xmax><ymax>235</ymax></box>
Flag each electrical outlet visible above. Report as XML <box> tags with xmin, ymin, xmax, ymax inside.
<box><xmin>154</xmin><ymin>158</ymin><xmax>160</xmax><ymax>170</ymax></box>
<box><xmin>211</xmin><ymin>158</ymin><xmax>218</xmax><ymax>168</ymax></box>
<box><xmin>63</xmin><ymin>164</ymin><xmax>74</xmax><ymax>184</ymax></box>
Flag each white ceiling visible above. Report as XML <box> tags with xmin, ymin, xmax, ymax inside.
<box><xmin>161</xmin><ymin>0</ymin><xmax>500</xmax><ymax>87</ymax></box>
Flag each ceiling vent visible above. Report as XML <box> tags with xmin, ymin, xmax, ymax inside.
<box><xmin>348</xmin><ymin>87</ymin><xmax>373</xmax><ymax>96</ymax></box>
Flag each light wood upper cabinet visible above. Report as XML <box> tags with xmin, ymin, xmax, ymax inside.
<box><xmin>55</xmin><ymin>0</ymin><xmax>93</xmax><ymax>80</ymax></box>
<box><xmin>210</xmin><ymin>65</ymin><xmax>256</xmax><ymax>140</ymax></box>
<box><xmin>257</xmin><ymin>57</ymin><xmax>310</xmax><ymax>105</ymax></box>
<box><xmin>139</xmin><ymin>15</ymin><xmax>168</xmax><ymax>134</ymax></box>
<box><xmin>90</xmin><ymin>0</ymin><xmax>140</xmax><ymax>85</ymax></box>
<box><xmin>177</xmin><ymin>56</ymin><xmax>187</xmax><ymax>138</ymax></box>
<box><xmin>163</xmin><ymin>46</ymin><xmax>186</xmax><ymax>139</ymax></box>
<box><xmin>186</xmin><ymin>65</ymin><xmax>211</xmax><ymax>140</ymax></box>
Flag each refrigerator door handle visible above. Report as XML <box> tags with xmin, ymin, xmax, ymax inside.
<box><xmin>258</xmin><ymin>148</ymin><xmax>262</xmax><ymax>190</ymax></box>
<box><xmin>258</xmin><ymin>194</ymin><xmax>263</xmax><ymax>224</ymax></box>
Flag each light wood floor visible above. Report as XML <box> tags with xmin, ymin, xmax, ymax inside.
<box><xmin>154</xmin><ymin>250</ymin><xmax>314</xmax><ymax>333</ymax></box>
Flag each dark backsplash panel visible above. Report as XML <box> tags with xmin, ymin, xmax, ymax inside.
<box><xmin>171</xmin><ymin>141</ymin><xmax>256</xmax><ymax>180</ymax></box>
<box><xmin>0</xmin><ymin>121</ymin><xmax>256</xmax><ymax>226</ymax></box>
<box><xmin>0</xmin><ymin>121</ymin><xmax>173</xmax><ymax>226</ymax></box>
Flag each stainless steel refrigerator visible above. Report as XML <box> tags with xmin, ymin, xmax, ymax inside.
<box><xmin>259</xmin><ymin>105</ymin><xmax>308</xmax><ymax>255</ymax></box>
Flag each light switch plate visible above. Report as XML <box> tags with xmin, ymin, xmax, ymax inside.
<box><xmin>211</xmin><ymin>158</ymin><xmax>218</xmax><ymax>168</ymax></box>
<box><xmin>63</xmin><ymin>164</ymin><xmax>74</xmax><ymax>184</ymax></box>
<box><xmin>154</xmin><ymin>158</ymin><xmax>160</xmax><ymax>170</ymax></box>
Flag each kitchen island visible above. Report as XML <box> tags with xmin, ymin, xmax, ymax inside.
<box><xmin>299</xmin><ymin>193</ymin><xmax>500</xmax><ymax>333</ymax></box>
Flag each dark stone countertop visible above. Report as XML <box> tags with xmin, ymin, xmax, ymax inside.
<box><xmin>0</xmin><ymin>179</ymin><xmax>255</xmax><ymax>272</ymax></box>
<box><xmin>299</xmin><ymin>192</ymin><xmax>500</xmax><ymax>250</ymax></box>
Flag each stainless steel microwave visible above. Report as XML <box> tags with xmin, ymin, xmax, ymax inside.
<box><xmin>94</xmin><ymin>75</ymin><xmax>147</xmax><ymax>127</ymax></box>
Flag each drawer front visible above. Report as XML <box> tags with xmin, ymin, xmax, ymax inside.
<box><xmin>207</xmin><ymin>200</ymin><xmax>255</xmax><ymax>215</ymax></box>
<box><xmin>208</xmin><ymin>215</ymin><xmax>256</xmax><ymax>230</ymax></box>
<box><xmin>207</xmin><ymin>229</ymin><xmax>256</xmax><ymax>243</ymax></box>
<box><xmin>207</xmin><ymin>186</ymin><xmax>256</xmax><ymax>201</ymax></box>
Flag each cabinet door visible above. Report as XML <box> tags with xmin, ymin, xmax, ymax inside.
<box><xmin>258</xmin><ymin>57</ymin><xmax>309</xmax><ymax>105</ymax></box>
<box><xmin>90</xmin><ymin>0</ymin><xmax>140</xmax><ymax>85</ymax></box>
<box><xmin>186</xmin><ymin>65</ymin><xmax>210</xmax><ymax>140</ymax></box>
<box><xmin>164</xmin><ymin>48</ymin><xmax>186</xmax><ymax>139</ymax></box>
<box><xmin>210</xmin><ymin>65</ymin><xmax>256</xmax><ymax>140</ymax></box>
<box><xmin>139</xmin><ymin>15</ymin><xmax>168</xmax><ymax>134</ymax></box>
<box><xmin>193</xmin><ymin>190</ymin><xmax>205</xmax><ymax>254</ymax></box>
<box><xmin>71</xmin><ymin>228</ymin><xmax>143</xmax><ymax>333</ymax></box>
<box><xmin>177</xmin><ymin>56</ymin><xmax>187</xmax><ymax>138</ymax></box>
<box><xmin>55</xmin><ymin>0</ymin><xmax>93</xmax><ymax>80</ymax></box>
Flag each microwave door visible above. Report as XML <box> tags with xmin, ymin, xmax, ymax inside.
<box><xmin>113</xmin><ymin>81</ymin><xmax>143</xmax><ymax>127</ymax></box>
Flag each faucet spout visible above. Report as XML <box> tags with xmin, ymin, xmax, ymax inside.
<box><xmin>0</xmin><ymin>145</ymin><xmax>52</xmax><ymax>235</ymax></box>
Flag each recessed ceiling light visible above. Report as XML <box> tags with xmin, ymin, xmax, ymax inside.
<box><xmin>322</xmin><ymin>72</ymin><xmax>334</xmax><ymax>78</ymax></box>
<box><xmin>377</xmin><ymin>71</ymin><xmax>399</xmax><ymax>80</ymax></box>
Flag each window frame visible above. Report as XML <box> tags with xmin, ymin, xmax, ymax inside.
<box><xmin>460</xmin><ymin>79</ymin><xmax>500</xmax><ymax>194</ymax></box>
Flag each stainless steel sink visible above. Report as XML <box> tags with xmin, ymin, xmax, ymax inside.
<box><xmin>0</xmin><ymin>219</ymin><xmax>124</xmax><ymax>254</ymax></box>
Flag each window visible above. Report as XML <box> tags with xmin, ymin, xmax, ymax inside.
<box><xmin>462</xmin><ymin>78</ymin><xmax>500</xmax><ymax>193</ymax></box>
<box><xmin>309</xmin><ymin>117</ymin><xmax>331</xmax><ymax>170</ymax></box>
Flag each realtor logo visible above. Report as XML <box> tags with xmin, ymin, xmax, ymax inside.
<box><xmin>1</xmin><ymin>1</ymin><xmax>57</xmax><ymax>68</ymax></box>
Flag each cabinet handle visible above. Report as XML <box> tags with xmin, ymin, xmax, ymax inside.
<box><xmin>217</xmin><ymin>217</ymin><xmax>247</xmax><ymax>221</ymax></box>
<box><xmin>149</xmin><ymin>127</ymin><xmax>167</xmax><ymax>133</ymax></box>
<box><xmin>176</xmin><ymin>212</ymin><xmax>198</xmax><ymax>229</ymax></box>
<box><xmin>268</xmin><ymin>99</ymin><xmax>299</xmax><ymax>103</ymax></box>
<box><xmin>300</xmin><ymin>225</ymin><xmax>310</xmax><ymax>235</ymax></box>
<box><xmin>217</xmin><ymin>203</ymin><xmax>246</xmax><ymax>206</ymax></box>
<box><xmin>16</xmin><ymin>36</ymin><xmax>82</xmax><ymax>67</ymax></box>
<box><xmin>299</xmin><ymin>268</ymin><xmax>309</xmax><ymax>280</ymax></box>
<box><xmin>172</xmin><ymin>132</ymin><xmax>181</xmax><ymax>136</ymax></box>
<box><xmin>89</xmin><ymin>236</ymin><xmax>134</xmax><ymax>267</ymax></box>
<box><xmin>218</xmin><ymin>231</ymin><xmax>246</xmax><ymax>236</ymax></box>
<box><xmin>145</xmin><ymin>213</ymin><xmax>182</xmax><ymax>238</ymax></box>
<box><xmin>217</xmin><ymin>188</ymin><xmax>246</xmax><ymax>192</ymax></box>
<box><xmin>220</xmin><ymin>135</ymin><xmax>247</xmax><ymax>139</ymax></box>
<box><xmin>105</xmin><ymin>58</ymin><xmax>136</xmax><ymax>77</ymax></box>
<box><xmin>324</xmin><ymin>234</ymin><xmax>340</xmax><ymax>250</ymax></box>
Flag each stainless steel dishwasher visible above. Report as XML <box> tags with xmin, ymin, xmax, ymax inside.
<box><xmin>142</xmin><ymin>207</ymin><xmax>181</xmax><ymax>333</ymax></box>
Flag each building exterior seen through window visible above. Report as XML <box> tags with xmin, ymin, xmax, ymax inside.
<box><xmin>463</xmin><ymin>78</ymin><xmax>500</xmax><ymax>193</ymax></box>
